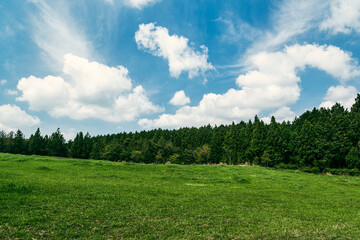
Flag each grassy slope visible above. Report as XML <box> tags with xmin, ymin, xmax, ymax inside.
<box><xmin>1</xmin><ymin>153</ymin><xmax>360</xmax><ymax>239</ymax></box>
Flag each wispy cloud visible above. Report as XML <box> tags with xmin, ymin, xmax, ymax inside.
<box><xmin>320</xmin><ymin>0</ymin><xmax>360</xmax><ymax>34</ymax></box>
<box><xmin>29</xmin><ymin>0</ymin><xmax>93</xmax><ymax>69</ymax></box>
<box><xmin>247</xmin><ymin>0</ymin><xmax>329</xmax><ymax>54</ymax></box>
<box><xmin>125</xmin><ymin>0</ymin><xmax>161</xmax><ymax>9</ymax></box>
<box><xmin>0</xmin><ymin>25</ymin><xmax>15</xmax><ymax>39</ymax></box>
<box><xmin>103</xmin><ymin>0</ymin><xmax>161</xmax><ymax>9</ymax></box>
<box><xmin>5</xmin><ymin>89</ymin><xmax>18</xmax><ymax>96</ymax></box>
<box><xmin>215</xmin><ymin>15</ymin><xmax>261</xmax><ymax>44</ymax></box>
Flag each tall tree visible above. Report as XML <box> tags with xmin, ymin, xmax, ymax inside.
<box><xmin>345</xmin><ymin>147</ymin><xmax>360</xmax><ymax>169</ymax></box>
<box><xmin>0</xmin><ymin>130</ymin><xmax>6</xmax><ymax>153</ymax></box>
<box><xmin>70</xmin><ymin>132</ymin><xmax>84</xmax><ymax>158</ymax></box>
<box><xmin>262</xmin><ymin>117</ymin><xmax>284</xmax><ymax>167</ymax></box>
<box><xmin>249</xmin><ymin>116</ymin><xmax>266</xmax><ymax>165</ymax></box>
<box><xmin>28</xmin><ymin>128</ymin><xmax>45</xmax><ymax>155</ymax></box>
<box><xmin>295</xmin><ymin>120</ymin><xmax>319</xmax><ymax>167</ymax></box>
<box><xmin>349</xmin><ymin>94</ymin><xmax>360</xmax><ymax>145</ymax></box>
<box><xmin>47</xmin><ymin>128</ymin><xmax>68</xmax><ymax>157</ymax></box>
<box><xmin>13</xmin><ymin>130</ymin><xmax>27</xmax><ymax>154</ymax></box>
<box><xmin>82</xmin><ymin>133</ymin><xmax>92</xmax><ymax>159</ymax></box>
<box><xmin>223</xmin><ymin>122</ymin><xmax>238</xmax><ymax>165</ymax></box>
<box><xmin>209</xmin><ymin>127</ymin><xmax>225</xmax><ymax>164</ymax></box>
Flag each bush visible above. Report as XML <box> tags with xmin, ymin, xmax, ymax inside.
<box><xmin>275</xmin><ymin>163</ymin><xmax>298</xmax><ymax>170</ymax></box>
<box><xmin>300</xmin><ymin>166</ymin><xmax>320</xmax><ymax>174</ymax></box>
<box><xmin>325</xmin><ymin>168</ymin><xmax>360</xmax><ymax>176</ymax></box>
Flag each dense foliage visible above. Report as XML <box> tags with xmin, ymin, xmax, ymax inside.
<box><xmin>2</xmin><ymin>95</ymin><xmax>360</xmax><ymax>173</ymax></box>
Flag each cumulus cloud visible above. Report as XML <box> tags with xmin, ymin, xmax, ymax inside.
<box><xmin>17</xmin><ymin>75</ymin><xmax>71</xmax><ymax>111</ymax></box>
<box><xmin>320</xmin><ymin>0</ymin><xmax>360</xmax><ymax>34</ymax></box>
<box><xmin>62</xmin><ymin>54</ymin><xmax>132</xmax><ymax>105</ymax></box>
<box><xmin>0</xmin><ymin>80</ymin><xmax>7</xmax><ymax>85</ymax></box>
<box><xmin>0</xmin><ymin>105</ymin><xmax>40</xmax><ymax>132</ymax></box>
<box><xmin>62</xmin><ymin>128</ymin><xmax>77</xmax><ymax>141</ymax></box>
<box><xmin>262</xmin><ymin>107</ymin><xmax>296</xmax><ymax>124</ymax></box>
<box><xmin>320</xmin><ymin>85</ymin><xmax>358</xmax><ymax>109</ymax></box>
<box><xmin>139</xmin><ymin>43</ymin><xmax>360</xmax><ymax>129</ymax></box>
<box><xmin>17</xmin><ymin>54</ymin><xmax>163</xmax><ymax>123</ymax></box>
<box><xmin>139</xmin><ymin>90</ymin><xmax>260</xmax><ymax>129</ymax></box>
<box><xmin>135</xmin><ymin>23</ymin><xmax>214</xmax><ymax>78</ymax></box>
<box><xmin>169</xmin><ymin>90</ymin><xmax>190</xmax><ymax>106</ymax></box>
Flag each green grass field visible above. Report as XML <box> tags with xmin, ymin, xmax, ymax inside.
<box><xmin>1</xmin><ymin>153</ymin><xmax>360</xmax><ymax>239</ymax></box>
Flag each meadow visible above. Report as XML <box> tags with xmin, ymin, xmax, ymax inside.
<box><xmin>1</xmin><ymin>153</ymin><xmax>360</xmax><ymax>239</ymax></box>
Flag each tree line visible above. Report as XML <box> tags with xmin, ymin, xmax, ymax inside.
<box><xmin>1</xmin><ymin>95</ymin><xmax>360</xmax><ymax>175</ymax></box>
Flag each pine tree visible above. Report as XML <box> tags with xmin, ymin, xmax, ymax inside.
<box><xmin>345</xmin><ymin>147</ymin><xmax>360</xmax><ymax>169</ymax></box>
<box><xmin>209</xmin><ymin>127</ymin><xmax>224</xmax><ymax>164</ymax></box>
<box><xmin>296</xmin><ymin>120</ymin><xmax>318</xmax><ymax>167</ymax></box>
<box><xmin>262</xmin><ymin>117</ymin><xmax>283</xmax><ymax>167</ymax></box>
<box><xmin>0</xmin><ymin>130</ymin><xmax>6</xmax><ymax>152</ymax></box>
<box><xmin>70</xmin><ymin>132</ymin><xmax>84</xmax><ymax>158</ymax></box>
<box><xmin>82</xmin><ymin>133</ymin><xmax>92</xmax><ymax>159</ymax></box>
<box><xmin>223</xmin><ymin>122</ymin><xmax>238</xmax><ymax>165</ymax></box>
<box><xmin>249</xmin><ymin>116</ymin><xmax>266</xmax><ymax>165</ymax></box>
<box><xmin>28</xmin><ymin>128</ymin><xmax>45</xmax><ymax>155</ymax></box>
<box><xmin>47</xmin><ymin>128</ymin><xmax>68</xmax><ymax>157</ymax></box>
<box><xmin>327</xmin><ymin>103</ymin><xmax>350</xmax><ymax>168</ymax></box>
<box><xmin>349</xmin><ymin>94</ymin><xmax>360</xmax><ymax>146</ymax></box>
<box><xmin>13</xmin><ymin>130</ymin><xmax>27</xmax><ymax>154</ymax></box>
<box><xmin>90</xmin><ymin>139</ymin><xmax>104</xmax><ymax>160</ymax></box>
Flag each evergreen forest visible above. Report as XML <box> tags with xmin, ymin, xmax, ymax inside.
<box><xmin>2</xmin><ymin>95</ymin><xmax>360</xmax><ymax>175</ymax></box>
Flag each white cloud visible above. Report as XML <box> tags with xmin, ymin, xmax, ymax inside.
<box><xmin>125</xmin><ymin>0</ymin><xmax>160</xmax><ymax>9</ymax></box>
<box><xmin>0</xmin><ymin>80</ymin><xmax>7</xmax><ymax>85</ymax></box>
<box><xmin>135</xmin><ymin>23</ymin><xmax>214</xmax><ymax>78</ymax></box>
<box><xmin>202</xmin><ymin>78</ymin><xmax>208</xmax><ymax>85</ymax></box>
<box><xmin>29</xmin><ymin>1</ymin><xmax>92</xmax><ymax>69</ymax></box>
<box><xmin>139</xmin><ymin>90</ymin><xmax>260</xmax><ymax>129</ymax></box>
<box><xmin>262</xmin><ymin>107</ymin><xmax>296</xmax><ymax>124</ymax></box>
<box><xmin>62</xmin><ymin>54</ymin><xmax>132</xmax><ymax>105</ymax></box>
<box><xmin>17</xmin><ymin>75</ymin><xmax>71</xmax><ymax>111</ymax></box>
<box><xmin>103</xmin><ymin>0</ymin><xmax>160</xmax><ymax>9</ymax></box>
<box><xmin>139</xmin><ymin>43</ymin><xmax>360</xmax><ymax>129</ymax></box>
<box><xmin>0</xmin><ymin>104</ymin><xmax>40</xmax><ymax>132</ymax></box>
<box><xmin>17</xmin><ymin>54</ymin><xmax>163</xmax><ymax>123</ymax></box>
<box><xmin>248</xmin><ymin>0</ymin><xmax>328</xmax><ymax>54</ymax></box>
<box><xmin>169</xmin><ymin>90</ymin><xmax>190</xmax><ymax>106</ymax></box>
<box><xmin>5</xmin><ymin>89</ymin><xmax>18</xmax><ymax>95</ymax></box>
<box><xmin>216</xmin><ymin>16</ymin><xmax>261</xmax><ymax>43</ymax></box>
<box><xmin>62</xmin><ymin>128</ymin><xmax>77</xmax><ymax>141</ymax></box>
<box><xmin>320</xmin><ymin>85</ymin><xmax>358</xmax><ymax>109</ymax></box>
<box><xmin>320</xmin><ymin>0</ymin><xmax>360</xmax><ymax>34</ymax></box>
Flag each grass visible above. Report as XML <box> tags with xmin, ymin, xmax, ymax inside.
<box><xmin>1</xmin><ymin>153</ymin><xmax>360</xmax><ymax>239</ymax></box>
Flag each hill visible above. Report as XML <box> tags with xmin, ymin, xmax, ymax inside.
<box><xmin>1</xmin><ymin>153</ymin><xmax>360</xmax><ymax>239</ymax></box>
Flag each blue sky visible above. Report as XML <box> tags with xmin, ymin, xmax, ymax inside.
<box><xmin>1</xmin><ymin>0</ymin><xmax>360</xmax><ymax>139</ymax></box>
